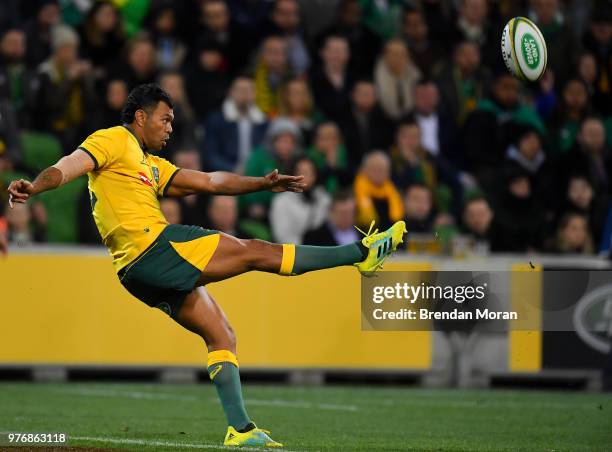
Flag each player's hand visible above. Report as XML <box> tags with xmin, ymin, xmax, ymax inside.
<box><xmin>7</xmin><ymin>179</ymin><xmax>34</xmax><ymax>208</ymax></box>
<box><xmin>264</xmin><ymin>169</ymin><xmax>306</xmax><ymax>193</ymax></box>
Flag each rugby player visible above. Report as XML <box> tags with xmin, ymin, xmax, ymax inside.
<box><xmin>7</xmin><ymin>84</ymin><xmax>406</xmax><ymax>448</ymax></box>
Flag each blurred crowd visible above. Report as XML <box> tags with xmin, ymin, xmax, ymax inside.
<box><xmin>0</xmin><ymin>0</ymin><xmax>612</xmax><ymax>256</ymax></box>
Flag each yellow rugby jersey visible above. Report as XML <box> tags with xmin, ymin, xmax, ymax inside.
<box><xmin>78</xmin><ymin>126</ymin><xmax>180</xmax><ymax>271</ymax></box>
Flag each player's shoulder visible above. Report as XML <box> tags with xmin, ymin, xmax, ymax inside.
<box><xmin>86</xmin><ymin>125</ymin><xmax>129</xmax><ymax>141</ymax></box>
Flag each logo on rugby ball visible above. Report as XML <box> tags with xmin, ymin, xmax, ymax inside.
<box><xmin>501</xmin><ymin>17</ymin><xmax>547</xmax><ymax>82</ymax></box>
<box><xmin>521</xmin><ymin>33</ymin><xmax>540</xmax><ymax>70</ymax></box>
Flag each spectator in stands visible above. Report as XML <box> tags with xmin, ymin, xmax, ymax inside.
<box><xmin>112</xmin><ymin>34</ymin><xmax>158</xmax><ymax>90</ymax></box>
<box><xmin>92</xmin><ymin>78</ymin><xmax>128</xmax><ymax>130</ymax></box>
<box><xmin>561</xmin><ymin>117</ymin><xmax>611</xmax><ymax>196</ymax></box>
<box><xmin>78</xmin><ymin>1</ymin><xmax>125</xmax><ymax>74</ymax></box>
<box><xmin>532</xmin><ymin>0</ymin><xmax>578</xmax><ymax>86</ymax></box>
<box><xmin>278</xmin><ymin>78</ymin><xmax>317</xmax><ymax>146</ymax></box>
<box><xmin>492</xmin><ymin>167</ymin><xmax>544</xmax><ymax>252</ymax></box>
<box><xmin>146</xmin><ymin>2</ymin><xmax>186</xmax><ymax>71</ymax></box>
<box><xmin>196</xmin><ymin>0</ymin><xmax>250</xmax><ymax>76</ymax></box>
<box><xmin>172</xmin><ymin>149</ymin><xmax>209</xmax><ymax>227</ymax></box>
<box><xmin>449</xmin><ymin>0</ymin><xmax>497</xmax><ymax>69</ymax></box>
<box><xmin>557</xmin><ymin>175</ymin><xmax>608</xmax><ymax>250</ymax></box>
<box><xmin>503</xmin><ymin>125</ymin><xmax>553</xmax><ymax>201</ymax></box>
<box><xmin>207</xmin><ymin>195</ymin><xmax>252</xmax><ymax>239</ymax></box>
<box><xmin>242</xmin><ymin>117</ymin><xmax>302</xmax><ymax>222</ymax></box>
<box><xmin>159</xmin><ymin>71</ymin><xmax>196</xmax><ymax>157</ymax></box>
<box><xmin>253</xmin><ymin>35</ymin><xmax>293</xmax><ymax>115</ymax></box>
<box><xmin>160</xmin><ymin>197</ymin><xmax>182</xmax><ymax>225</ymax></box>
<box><xmin>37</xmin><ymin>24</ymin><xmax>97</xmax><ymax>151</ymax></box>
<box><xmin>461</xmin><ymin>195</ymin><xmax>501</xmax><ymax>249</ymax></box>
<box><xmin>391</xmin><ymin>120</ymin><xmax>437</xmax><ymax>191</ymax></box>
<box><xmin>6</xmin><ymin>202</ymin><xmax>46</xmax><ymax>246</ymax></box>
<box><xmin>204</xmin><ymin>76</ymin><xmax>268</xmax><ymax>173</ymax></box>
<box><xmin>354</xmin><ymin>150</ymin><xmax>404</xmax><ymax>230</ymax></box>
<box><xmin>547</xmin><ymin>79</ymin><xmax>591</xmax><ymax>154</ymax></box>
<box><xmin>437</xmin><ymin>41</ymin><xmax>489</xmax><ymax>126</ymax></box>
<box><xmin>310</xmin><ymin>34</ymin><xmax>352</xmax><ymax>123</ymax></box>
<box><xmin>270</xmin><ymin>157</ymin><xmax>331</xmax><ymax>244</ymax></box>
<box><xmin>581</xmin><ymin>7</ymin><xmax>612</xmax><ymax>116</ymax></box>
<box><xmin>24</xmin><ymin>0</ymin><xmax>60</xmax><ymax>68</ymax></box>
<box><xmin>317</xmin><ymin>0</ymin><xmax>381</xmax><ymax>79</ymax></box>
<box><xmin>409</xmin><ymin>79</ymin><xmax>458</xmax><ymax>165</ymax></box>
<box><xmin>548</xmin><ymin>212</ymin><xmax>594</xmax><ymax>254</ymax></box>
<box><xmin>374</xmin><ymin>38</ymin><xmax>421</xmax><ymax>121</ymax></box>
<box><xmin>400</xmin><ymin>6</ymin><xmax>446</xmax><ymax>78</ymax></box>
<box><xmin>577</xmin><ymin>53</ymin><xmax>598</xmax><ymax>98</ymax></box>
<box><xmin>303</xmin><ymin>189</ymin><xmax>359</xmax><ymax>246</ymax></box>
<box><xmin>306</xmin><ymin>122</ymin><xmax>351</xmax><ymax>193</ymax></box>
<box><xmin>183</xmin><ymin>38</ymin><xmax>229</xmax><ymax>121</ymax></box>
<box><xmin>463</xmin><ymin>72</ymin><xmax>546</xmax><ymax>191</ymax></box>
<box><xmin>265</xmin><ymin>0</ymin><xmax>309</xmax><ymax>76</ymax></box>
<box><xmin>339</xmin><ymin>79</ymin><xmax>394</xmax><ymax>170</ymax></box>
<box><xmin>0</xmin><ymin>28</ymin><xmax>38</xmax><ymax>128</ymax></box>
<box><xmin>403</xmin><ymin>183</ymin><xmax>435</xmax><ymax>233</ymax></box>
<box><xmin>394</xmin><ymin>112</ymin><xmax>466</xmax><ymax>216</ymax></box>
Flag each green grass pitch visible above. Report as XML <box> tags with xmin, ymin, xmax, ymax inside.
<box><xmin>1</xmin><ymin>382</ymin><xmax>611</xmax><ymax>451</ymax></box>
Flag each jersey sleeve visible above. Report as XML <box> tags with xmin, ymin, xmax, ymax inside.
<box><xmin>78</xmin><ymin>129</ymin><xmax>120</xmax><ymax>170</ymax></box>
<box><xmin>150</xmin><ymin>155</ymin><xmax>180</xmax><ymax>197</ymax></box>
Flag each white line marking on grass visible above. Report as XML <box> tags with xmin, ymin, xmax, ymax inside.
<box><xmin>56</xmin><ymin>387</ymin><xmax>357</xmax><ymax>411</ymax></box>
<box><xmin>71</xmin><ymin>435</ymin><xmax>313</xmax><ymax>452</ymax></box>
<box><xmin>56</xmin><ymin>388</ymin><xmax>198</xmax><ymax>401</ymax></box>
<box><xmin>245</xmin><ymin>399</ymin><xmax>358</xmax><ymax>412</ymax></box>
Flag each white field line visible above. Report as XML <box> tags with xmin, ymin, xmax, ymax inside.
<box><xmin>55</xmin><ymin>388</ymin><xmax>198</xmax><ymax>401</ymax></box>
<box><xmin>244</xmin><ymin>399</ymin><xmax>358</xmax><ymax>412</ymax></box>
<box><xmin>55</xmin><ymin>388</ymin><xmax>358</xmax><ymax>411</ymax></box>
<box><xmin>70</xmin><ymin>435</ymin><xmax>313</xmax><ymax>452</ymax></box>
<box><xmin>54</xmin><ymin>387</ymin><xmax>597</xmax><ymax>411</ymax></box>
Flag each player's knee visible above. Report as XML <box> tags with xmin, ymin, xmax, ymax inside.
<box><xmin>206</xmin><ymin>318</ymin><xmax>236</xmax><ymax>350</ymax></box>
<box><xmin>209</xmin><ymin>328</ymin><xmax>236</xmax><ymax>352</ymax></box>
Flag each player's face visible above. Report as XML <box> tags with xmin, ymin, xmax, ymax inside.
<box><xmin>143</xmin><ymin>101</ymin><xmax>174</xmax><ymax>151</ymax></box>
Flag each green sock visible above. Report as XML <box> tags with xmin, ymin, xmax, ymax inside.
<box><xmin>281</xmin><ymin>242</ymin><xmax>367</xmax><ymax>275</ymax></box>
<box><xmin>207</xmin><ymin>361</ymin><xmax>251</xmax><ymax>431</ymax></box>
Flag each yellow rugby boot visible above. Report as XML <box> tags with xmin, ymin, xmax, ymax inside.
<box><xmin>355</xmin><ymin>220</ymin><xmax>407</xmax><ymax>276</ymax></box>
<box><xmin>223</xmin><ymin>425</ymin><xmax>283</xmax><ymax>448</ymax></box>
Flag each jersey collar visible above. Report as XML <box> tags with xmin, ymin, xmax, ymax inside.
<box><xmin>122</xmin><ymin>124</ymin><xmax>148</xmax><ymax>153</ymax></box>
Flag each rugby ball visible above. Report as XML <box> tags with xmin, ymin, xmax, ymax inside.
<box><xmin>501</xmin><ymin>17</ymin><xmax>547</xmax><ymax>82</ymax></box>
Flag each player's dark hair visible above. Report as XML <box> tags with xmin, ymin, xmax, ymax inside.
<box><xmin>121</xmin><ymin>83</ymin><xmax>173</xmax><ymax>124</ymax></box>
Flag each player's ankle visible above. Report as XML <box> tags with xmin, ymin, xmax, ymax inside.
<box><xmin>238</xmin><ymin>422</ymin><xmax>256</xmax><ymax>433</ymax></box>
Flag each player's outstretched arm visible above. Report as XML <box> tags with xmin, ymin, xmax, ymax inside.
<box><xmin>166</xmin><ymin>168</ymin><xmax>306</xmax><ymax>197</ymax></box>
<box><xmin>7</xmin><ymin>149</ymin><xmax>95</xmax><ymax>207</ymax></box>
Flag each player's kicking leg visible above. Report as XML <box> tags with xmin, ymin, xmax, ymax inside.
<box><xmin>188</xmin><ymin>220</ymin><xmax>406</xmax><ymax>447</ymax></box>
<box><xmin>197</xmin><ymin>220</ymin><xmax>407</xmax><ymax>285</ymax></box>
<box><xmin>176</xmin><ymin>287</ymin><xmax>283</xmax><ymax>448</ymax></box>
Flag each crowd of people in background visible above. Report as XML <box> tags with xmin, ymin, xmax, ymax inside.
<box><xmin>0</xmin><ymin>0</ymin><xmax>612</xmax><ymax>256</ymax></box>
